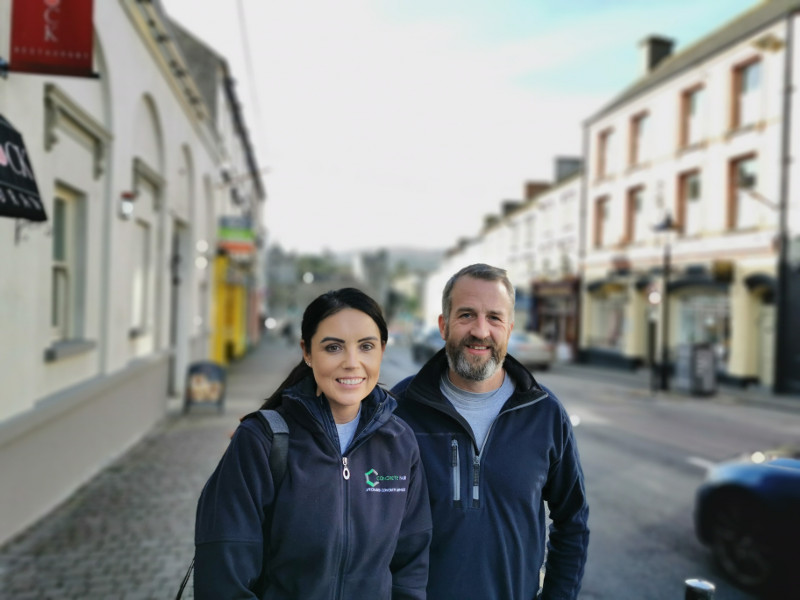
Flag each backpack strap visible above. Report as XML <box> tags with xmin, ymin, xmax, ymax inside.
<box><xmin>258</xmin><ymin>409</ymin><xmax>290</xmax><ymax>488</ymax></box>
<box><xmin>175</xmin><ymin>409</ymin><xmax>290</xmax><ymax>600</ymax></box>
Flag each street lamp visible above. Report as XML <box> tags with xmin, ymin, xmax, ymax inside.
<box><xmin>653</xmin><ymin>212</ymin><xmax>679</xmax><ymax>391</ymax></box>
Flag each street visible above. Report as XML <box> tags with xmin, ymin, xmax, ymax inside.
<box><xmin>383</xmin><ymin>342</ymin><xmax>797</xmax><ymax>599</ymax></box>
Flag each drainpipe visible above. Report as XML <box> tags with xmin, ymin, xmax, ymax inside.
<box><xmin>774</xmin><ymin>13</ymin><xmax>794</xmax><ymax>394</ymax></box>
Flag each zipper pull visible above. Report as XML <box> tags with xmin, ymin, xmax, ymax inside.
<box><xmin>451</xmin><ymin>439</ymin><xmax>458</xmax><ymax>466</ymax></box>
<box><xmin>472</xmin><ymin>455</ymin><xmax>480</xmax><ymax>504</ymax></box>
<box><xmin>342</xmin><ymin>457</ymin><xmax>350</xmax><ymax>480</ymax></box>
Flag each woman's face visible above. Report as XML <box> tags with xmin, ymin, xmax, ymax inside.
<box><xmin>302</xmin><ymin>308</ymin><xmax>385</xmax><ymax>424</ymax></box>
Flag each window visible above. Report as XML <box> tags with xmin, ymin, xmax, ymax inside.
<box><xmin>597</xmin><ymin>128</ymin><xmax>614</xmax><ymax>179</ymax></box>
<box><xmin>732</xmin><ymin>59</ymin><xmax>761</xmax><ymax>129</ymax></box>
<box><xmin>630</xmin><ymin>112</ymin><xmax>649</xmax><ymax>166</ymax></box>
<box><xmin>50</xmin><ymin>185</ymin><xmax>86</xmax><ymax>342</ymax></box>
<box><xmin>729</xmin><ymin>154</ymin><xmax>757</xmax><ymax>229</ymax></box>
<box><xmin>625</xmin><ymin>186</ymin><xmax>645</xmax><ymax>243</ymax></box>
<box><xmin>677</xmin><ymin>171</ymin><xmax>702</xmax><ymax>236</ymax></box>
<box><xmin>681</xmin><ymin>86</ymin><xmax>704</xmax><ymax>147</ymax></box>
<box><xmin>594</xmin><ymin>196</ymin><xmax>609</xmax><ymax>248</ymax></box>
<box><xmin>131</xmin><ymin>220</ymin><xmax>151</xmax><ymax>334</ymax></box>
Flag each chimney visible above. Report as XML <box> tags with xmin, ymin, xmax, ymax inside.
<box><xmin>524</xmin><ymin>181</ymin><xmax>550</xmax><ymax>200</ymax></box>
<box><xmin>554</xmin><ymin>157</ymin><xmax>583</xmax><ymax>182</ymax></box>
<box><xmin>501</xmin><ymin>200</ymin><xmax>521</xmax><ymax>217</ymax></box>
<box><xmin>639</xmin><ymin>35</ymin><xmax>674</xmax><ymax>74</ymax></box>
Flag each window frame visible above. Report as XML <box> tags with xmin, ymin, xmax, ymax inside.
<box><xmin>680</xmin><ymin>84</ymin><xmax>705</xmax><ymax>148</ymax></box>
<box><xmin>731</xmin><ymin>57</ymin><xmax>762</xmax><ymax>130</ymax></box>
<box><xmin>728</xmin><ymin>153</ymin><xmax>757</xmax><ymax>229</ymax></box>
<box><xmin>629</xmin><ymin>111</ymin><xmax>649</xmax><ymax>166</ymax></box>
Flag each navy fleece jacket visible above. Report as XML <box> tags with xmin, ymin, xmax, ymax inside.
<box><xmin>393</xmin><ymin>350</ymin><xmax>589</xmax><ymax>600</ymax></box>
<box><xmin>194</xmin><ymin>377</ymin><xmax>432</xmax><ymax>599</ymax></box>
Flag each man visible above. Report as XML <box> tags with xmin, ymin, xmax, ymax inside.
<box><xmin>393</xmin><ymin>263</ymin><xmax>589</xmax><ymax>600</ymax></box>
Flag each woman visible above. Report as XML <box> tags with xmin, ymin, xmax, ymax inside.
<box><xmin>194</xmin><ymin>288</ymin><xmax>432</xmax><ymax>599</ymax></box>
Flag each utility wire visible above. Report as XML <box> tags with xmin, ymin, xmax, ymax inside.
<box><xmin>235</xmin><ymin>0</ymin><xmax>266</xmax><ymax>165</ymax></box>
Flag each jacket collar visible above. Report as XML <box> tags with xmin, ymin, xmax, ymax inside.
<box><xmin>406</xmin><ymin>348</ymin><xmax>548</xmax><ymax>411</ymax></box>
<box><xmin>283</xmin><ymin>374</ymin><xmax>398</xmax><ymax>443</ymax></box>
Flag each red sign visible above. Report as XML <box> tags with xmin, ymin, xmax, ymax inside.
<box><xmin>10</xmin><ymin>0</ymin><xmax>95</xmax><ymax>78</ymax></box>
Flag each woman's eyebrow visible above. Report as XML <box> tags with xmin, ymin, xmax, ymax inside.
<box><xmin>319</xmin><ymin>336</ymin><xmax>380</xmax><ymax>343</ymax></box>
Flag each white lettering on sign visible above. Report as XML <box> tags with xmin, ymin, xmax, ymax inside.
<box><xmin>2</xmin><ymin>142</ymin><xmax>35</xmax><ymax>181</ymax></box>
<box><xmin>44</xmin><ymin>0</ymin><xmax>62</xmax><ymax>43</ymax></box>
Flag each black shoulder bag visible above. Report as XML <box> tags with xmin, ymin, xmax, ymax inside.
<box><xmin>175</xmin><ymin>409</ymin><xmax>290</xmax><ymax>599</ymax></box>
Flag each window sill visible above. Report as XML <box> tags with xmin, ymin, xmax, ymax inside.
<box><xmin>677</xmin><ymin>140</ymin><xmax>707</xmax><ymax>155</ymax></box>
<box><xmin>44</xmin><ymin>339</ymin><xmax>97</xmax><ymax>363</ymax></box>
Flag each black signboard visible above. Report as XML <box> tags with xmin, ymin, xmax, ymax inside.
<box><xmin>0</xmin><ymin>114</ymin><xmax>46</xmax><ymax>222</ymax></box>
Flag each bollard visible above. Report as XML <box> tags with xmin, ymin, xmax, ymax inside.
<box><xmin>685</xmin><ymin>578</ymin><xmax>715</xmax><ymax>599</ymax></box>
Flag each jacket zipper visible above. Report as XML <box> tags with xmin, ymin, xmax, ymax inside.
<box><xmin>450</xmin><ymin>437</ymin><xmax>461</xmax><ymax>506</ymax></box>
<box><xmin>337</xmin><ymin>455</ymin><xmax>351</xmax><ymax>599</ymax></box>
<box><xmin>471</xmin><ymin>452</ymin><xmax>480</xmax><ymax>508</ymax></box>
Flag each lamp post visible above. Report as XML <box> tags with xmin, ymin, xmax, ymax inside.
<box><xmin>654</xmin><ymin>212</ymin><xmax>678</xmax><ymax>391</ymax></box>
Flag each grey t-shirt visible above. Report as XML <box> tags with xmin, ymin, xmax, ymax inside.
<box><xmin>440</xmin><ymin>371</ymin><xmax>515</xmax><ymax>451</ymax></box>
<box><xmin>335</xmin><ymin>405</ymin><xmax>362</xmax><ymax>454</ymax></box>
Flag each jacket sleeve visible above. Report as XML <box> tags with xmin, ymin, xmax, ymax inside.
<box><xmin>390</xmin><ymin>431</ymin><xmax>433</xmax><ymax>600</ymax></box>
<box><xmin>540</xmin><ymin>391</ymin><xmax>590</xmax><ymax>600</ymax></box>
<box><xmin>193</xmin><ymin>423</ymin><xmax>274</xmax><ymax>599</ymax></box>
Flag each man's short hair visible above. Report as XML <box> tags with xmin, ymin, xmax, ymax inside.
<box><xmin>441</xmin><ymin>263</ymin><xmax>515</xmax><ymax>322</ymax></box>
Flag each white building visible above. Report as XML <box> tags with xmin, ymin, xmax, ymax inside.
<box><xmin>0</xmin><ymin>0</ymin><xmax>265</xmax><ymax>545</ymax></box>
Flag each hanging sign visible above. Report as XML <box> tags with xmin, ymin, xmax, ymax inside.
<box><xmin>0</xmin><ymin>115</ymin><xmax>46</xmax><ymax>222</ymax></box>
<box><xmin>10</xmin><ymin>0</ymin><xmax>95</xmax><ymax>78</ymax></box>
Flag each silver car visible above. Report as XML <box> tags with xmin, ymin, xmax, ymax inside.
<box><xmin>507</xmin><ymin>331</ymin><xmax>553</xmax><ymax>370</ymax></box>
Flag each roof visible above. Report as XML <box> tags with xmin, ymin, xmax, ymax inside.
<box><xmin>586</xmin><ymin>0</ymin><xmax>800</xmax><ymax>124</ymax></box>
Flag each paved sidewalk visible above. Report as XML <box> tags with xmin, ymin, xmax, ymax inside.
<box><xmin>0</xmin><ymin>335</ymin><xmax>300</xmax><ymax>600</ymax></box>
<box><xmin>549</xmin><ymin>361</ymin><xmax>800</xmax><ymax>414</ymax></box>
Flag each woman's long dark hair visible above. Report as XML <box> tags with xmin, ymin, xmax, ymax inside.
<box><xmin>259</xmin><ymin>288</ymin><xmax>388</xmax><ymax>410</ymax></box>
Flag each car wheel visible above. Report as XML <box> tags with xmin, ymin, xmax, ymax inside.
<box><xmin>709</xmin><ymin>492</ymin><xmax>774</xmax><ymax>592</ymax></box>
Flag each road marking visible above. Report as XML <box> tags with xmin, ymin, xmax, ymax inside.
<box><xmin>687</xmin><ymin>456</ymin><xmax>715</xmax><ymax>472</ymax></box>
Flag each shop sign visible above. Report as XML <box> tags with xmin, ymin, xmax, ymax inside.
<box><xmin>0</xmin><ymin>114</ymin><xmax>46</xmax><ymax>222</ymax></box>
<box><xmin>218</xmin><ymin>215</ymin><xmax>255</xmax><ymax>255</ymax></box>
<box><xmin>10</xmin><ymin>0</ymin><xmax>95</xmax><ymax>78</ymax></box>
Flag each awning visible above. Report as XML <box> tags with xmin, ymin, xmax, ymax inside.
<box><xmin>744</xmin><ymin>273</ymin><xmax>776</xmax><ymax>293</ymax></box>
<box><xmin>0</xmin><ymin>114</ymin><xmax>46</xmax><ymax>222</ymax></box>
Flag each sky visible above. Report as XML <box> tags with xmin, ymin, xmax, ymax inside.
<box><xmin>162</xmin><ymin>0</ymin><xmax>760</xmax><ymax>255</ymax></box>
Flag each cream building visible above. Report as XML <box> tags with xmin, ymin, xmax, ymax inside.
<box><xmin>0</xmin><ymin>0</ymin><xmax>265</xmax><ymax>545</ymax></box>
<box><xmin>580</xmin><ymin>3</ymin><xmax>798</xmax><ymax>391</ymax></box>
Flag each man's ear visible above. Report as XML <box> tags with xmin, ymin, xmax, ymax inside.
<box><xmin>438</xmin><ymin>314</ymin><xmax>446</xmax><ymax>339</ymax></box>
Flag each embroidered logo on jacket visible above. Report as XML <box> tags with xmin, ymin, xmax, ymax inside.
<box><xmin>364</xmin><ymin>468</ymin><xmax>407</xmax><ymax>493</ymax></box>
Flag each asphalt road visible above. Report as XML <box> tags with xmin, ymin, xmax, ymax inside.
<box><xmin>384</xmin><ymin>342</ymin><xmax>798</xmax><ymax>599</ymax></box>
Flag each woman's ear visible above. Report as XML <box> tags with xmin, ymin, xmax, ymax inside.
<box><xmin>300</xmin><ymin>340</ymin><xmax>310</xmax><ymax>364</ymax></box>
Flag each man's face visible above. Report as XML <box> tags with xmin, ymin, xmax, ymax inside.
<box><xmin>439</xmin><ymin>276</ymin><xmax>514</xmax><ymax>387</ymax></box>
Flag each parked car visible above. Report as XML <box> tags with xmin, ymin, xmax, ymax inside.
<box><xmin>694</xmin><ymin>445</ymin><xmax>800</xmax><ymax>596</ymax></box>
<box><xmin>507</xmin><ymin>331</ymin><xmax>553</xmax><ymax>370</ymax></box>
<box><xmin>411</xmin><ymin>327</ymin><xmax>445</xmax><ymax>363</ymax></box>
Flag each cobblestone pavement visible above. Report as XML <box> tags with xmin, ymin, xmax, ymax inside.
<box><xmin>0</xmin><ymin>335</ymin><xmax>300</xmax><ymax>600</ymax></box>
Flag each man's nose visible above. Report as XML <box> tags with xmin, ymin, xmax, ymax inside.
<box><xmin>470</xmin><ymin>315</ymin><xmax>490</xmax><ymax>339</ymax></box>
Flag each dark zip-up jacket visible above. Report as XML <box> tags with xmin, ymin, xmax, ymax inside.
<box><xmin>393</xmin><ymin>350</ymin><xmax>589</xmax><ymax>600</ymax></box>
<box><xmin>194</xmin><ymin>376</ymin><xmax>432</xmax><ymax>599</ymax></box>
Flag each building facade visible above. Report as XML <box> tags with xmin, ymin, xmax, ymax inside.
<box><xmin>0</xmin><ymin>0</ymin><xmax>265</xmax><ymax>545</ymax></box>
<box><xmin>581</xmin><ymin>3</ymin><xmax>800</xmax><ymax>392</ymax></box>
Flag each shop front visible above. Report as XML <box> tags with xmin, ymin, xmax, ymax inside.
<box><xmin>531</xmin><ymin>278</ymin><xmax>580</xmax><ymax>361</ymax></box>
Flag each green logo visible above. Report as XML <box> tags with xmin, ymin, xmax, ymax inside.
<box><xmin>365</xmin><ymin>468</ymin><xmax>379</xmax><ymax>487</ymax></box>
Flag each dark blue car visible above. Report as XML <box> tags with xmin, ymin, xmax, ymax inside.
<box><xmin>694</xmin><ymin>446</ymin><xmax>800</xmax><ymax>596</ymax></box>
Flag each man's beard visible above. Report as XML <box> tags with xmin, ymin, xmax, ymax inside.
<box><xmin>445</xmin><ymin>335</ymin><xmax>504</xmax><ymax>381</ymax></box>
